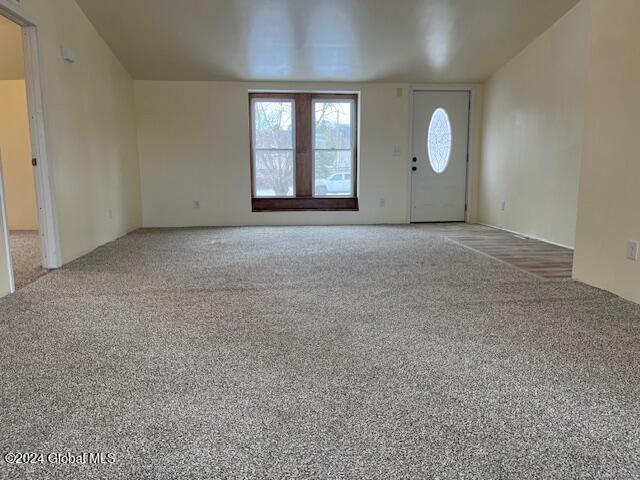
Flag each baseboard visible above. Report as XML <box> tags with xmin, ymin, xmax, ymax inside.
<box><xmin>477</xmin><ymin>223</ymin><xmax>575</xmax><ymax>251</ymax></box>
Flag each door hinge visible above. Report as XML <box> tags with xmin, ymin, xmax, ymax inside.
<box><xmin>32</xmin><ymin>158</ymin><xmax>38</xmax><ymax>166</ymax></box>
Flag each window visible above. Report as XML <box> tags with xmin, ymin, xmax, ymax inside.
<box><xmin>250</xmin><ymin>93</ymin><xmax>358</xmax><ymax>211</ymax></box>
<box><xmin>252</xmin><ymin>100</ymin><xmax>295</xmax><ymax>197</ymax></box>
<box><xmin>427</xmin><ymin>107</ymin><xmax>452</xmax><ymax>174</ymax></box>
<box><xmin>313</xmin><ymin>100</ymin><xmax>355</xmax><ymax>197</ymax></box>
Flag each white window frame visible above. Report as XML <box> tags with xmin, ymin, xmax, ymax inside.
<box><xmin>311</xmin><ymin>98</ymin><xmax>356</xmax><ymax>198</ymax></box>
<box><xmin>251</xmin><ymin>98</ymin><xmax>296</xmax><ymax>198</ymax></box>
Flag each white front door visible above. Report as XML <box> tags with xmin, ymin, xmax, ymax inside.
<box><xmin>411</xmin><ymin>91</ymin><xmax>470</xmax><ymax>223</ymax></box>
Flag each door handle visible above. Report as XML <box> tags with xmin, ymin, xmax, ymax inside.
<box><xmin>412</xmin><ymin>166</ymin><xmax>417</xmax><ymax>171</ymax></box>
<box><xmin>412</xmin><ymin>157</ymin><xmax>417</xmax><ymax>162</ymax></box>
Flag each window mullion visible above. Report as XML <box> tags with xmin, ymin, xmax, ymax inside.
<box><xmin>295</xmin><ymin>93</ymin><xmax>313</xmax><ymax>198</ymax></box>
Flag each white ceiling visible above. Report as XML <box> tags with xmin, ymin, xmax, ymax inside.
<box><xmin>75</xmin><ymin>0</ymin><xmax>580</xmax><ymax>83</ymax></box>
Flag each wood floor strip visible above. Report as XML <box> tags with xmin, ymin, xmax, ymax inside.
<box><xmin>429</xmin><ymin>223</ymin><xmax>574</xmax><ymax>281</ymax></box>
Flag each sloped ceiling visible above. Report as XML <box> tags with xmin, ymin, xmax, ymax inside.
<box><xmin>75</xmin><ymin>0</ymin><xmax>581</xmax><ymax>82</ymax></box>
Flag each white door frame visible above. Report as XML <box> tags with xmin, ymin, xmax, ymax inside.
<box><xmin>0</xmin><ymin>0</ymin><xmax>62</xmax><ymax>290</ymax></box>
<box><xmin>0</xmin><ymin>152</ymin><xmax>15</xmax><ymax>292</ymax></box>
<box><xmin>407</xmin><ymin>84</ymin><xmax>481</xmax><ymax>224</ymax></box>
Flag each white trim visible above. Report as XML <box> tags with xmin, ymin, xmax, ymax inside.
<box><xmin>251</xmin><ymin>98</ymin><xmax>297</xmax><ymax>198</ymax></box>
<box><xmin>478</xmin><ymin>222</ymin><xmax>575</xmax><ymax>250</ymax></box>
<box><xmin>0</xmin><ymin>150</ymin><xmax>15</xmax><ymax>293</ymax></box>
<box><xmin>408</xmin><ymin>84</ymin><xmax>480</xmax><ymax>224</ymax></box>
<box><xmin>23</xmin><ymin>27</ymin><xmax>62</xmax><ymax>268</ymax></box>
<box><xmin>0</xmin><ymin>0</ymin><xmax>36</xmax><ymax>26</ymax></box>
<box><xmin>0</xmin><ymin>2</ymin><xmax>62</xmax><ymax>271</ymax></box>
<box><xmin>249</xmin><ymin>89</ymin><xmax>359</xmax><ymax>95</ymax></box>
<box><xmin>466</xmin><ymin>87</ymin><xmax>480</xmax><ymax>224</ymax></box>
<box><xmin>311</xmin><ymin>97</ymin><xmax>356</xmax><ymax>198</ymax></box>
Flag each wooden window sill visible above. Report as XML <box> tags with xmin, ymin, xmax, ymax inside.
<box><xmin>252</xmin><ymin>197</ymin><xmax>359</xmax><ymax>212</ymax></box>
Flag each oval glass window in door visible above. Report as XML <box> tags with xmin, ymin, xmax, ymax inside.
<box><xmin>427</xmin><ymin>108</ymin><xmax>452</xmax><ymax>174</ymax></box>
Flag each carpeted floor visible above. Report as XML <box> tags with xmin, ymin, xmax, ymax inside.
<box><xmin>8</xmin><ymin>230</ymin><xmax>46</xmax><ymax>289</ymax></box>
<box><xmin>0</xmin><ymin>226</ymin><xmax>639</xmax><ymax>479</ymax></box>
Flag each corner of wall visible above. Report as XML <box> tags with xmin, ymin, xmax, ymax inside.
<box><xmin>476</xmin><ymin>0</ymin><xmax>591</xmax><ymax>247</ymax></box>
<box><xmin>572</xmin><ymin>0</ymin><xmax>640</xmax><ymax>305</ymax></box>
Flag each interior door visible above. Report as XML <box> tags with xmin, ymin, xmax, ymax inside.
<box><xmin>411</xmin><ymin>91</ymin><xmax>470</xmax><ymax>223</ymax></box>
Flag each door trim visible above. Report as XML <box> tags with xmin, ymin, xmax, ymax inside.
<box><xmin>0</xmin><ymin>1</ymin><xmax>62</xmax><ymax>289</ymax></box>
<box><xmin>0</xmin><ymin>154</ymin><xmax>15</xmax><ymax>293</ymax></box>
<box><xmin>407</xmin><ymin>84</ymin><xmax>481</xmax><ymax>224</ymax></box>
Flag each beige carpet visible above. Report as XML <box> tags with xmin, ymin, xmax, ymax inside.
<box><xmin>0</xmin><ymin>226</ymin><xmax>639</xmax><ymax>479</ymax></box>
<box><xmin>8</xmin><ymin>230</ymin><xmax>46</xmax><ymax>289</ymax></box>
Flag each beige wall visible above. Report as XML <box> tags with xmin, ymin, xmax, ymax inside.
<box><xmin>573</xmin><ymin>0</ymin><xmax>640</xmax><ymax>304</ymax></box>
<box><xmin>477</xmin><ymin>0</ymin><xmax>639</xmax><ymax>303</ymax></box>
<box><xmin>135</xmin><ymin>81</ymin><xmax>412</xmax><ymax>227</ymax></box>
<box><xmin>22</xmin><ymin>0</ymin><xmax>142</xmax><ymax>263</ymax></box>
<box><xmin>0</xmin><ymin>80</ymin><xmax>38</xmax><ymax>230</ymax></box>
<box><xmin>477</xmin><ymin>0</ymin><xmax>591</xmax><ymax>248</ymax></box>
<box><xmin>0</xmin><ymin>0</ymin><xmax>142</xmax><ymax>297</ymax></box>
<box><xmin>135</xmin><ymin>81</ymin><xmax>482</xmax><ymax>227</ymax></box>
<box><xmin>12</xmin><ymin>0</ymin><xmax>141</xmax><ymax>256</ymax></box>
<box><xmin>0</xmin><ymin>19</ymin><xmax>24</xmax><ymax>80</ymax></box>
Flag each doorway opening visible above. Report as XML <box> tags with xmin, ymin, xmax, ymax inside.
<box><xmin>0</xmin><ymin>15</ymin><xmax>43</xmax><ymax>289</ymax></box>
<box><xmin>0</xmin><ymin>5</ymin><xmax>60</xmax><ymax>294</ymax></box>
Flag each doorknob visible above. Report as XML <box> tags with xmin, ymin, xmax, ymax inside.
<box><xmin>412</xmin><ymin>157</ymin><xmax>417</xmax><ymax>162</ymax></box>
<box><xmin>412</xmin><ymin>166</ymin><xmax>417</xmax><ymax>171</ymax></box>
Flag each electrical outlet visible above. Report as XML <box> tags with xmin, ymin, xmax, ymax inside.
<box><xmin>379</xmin><ymin>198</ymin><xmax>386</xmax><ymax>208</ymax></box>
<box><xmin>392</xmin><ymin>146</ymin><xmax>402</xmax><ymax>156</ymax></box>
<box><xmin>193</xmin><ymin>200</ymin><xmax>201</xmax><ymax>210</ymax></box>
<box><xmin>626</xmin><ymin>241</ymin><xmax>639</xmax><ymax>261</ymax></box>
<box><xmin>500</xmin><ymin>200</ymin><xmax>506</xmax><ymax>211</ymax></box>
